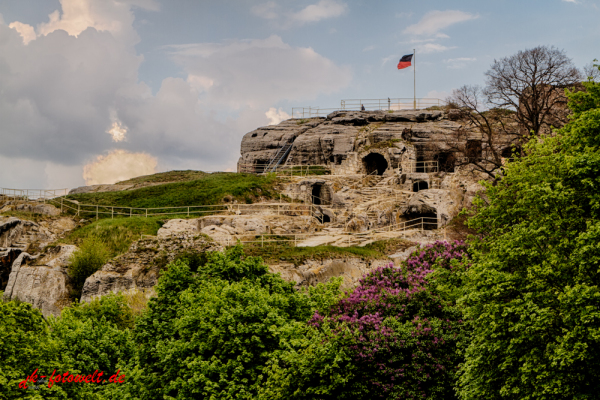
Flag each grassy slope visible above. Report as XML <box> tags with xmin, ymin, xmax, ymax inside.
<box><xmin>116</xmin><ymin>170</ymin><xmax>209</xmax><ymax>187</ymax></box>
<box><xmin>66</xmin><ymin>173</ymin><xmax>279</xmax><ymax>209</ymax></box>
<box><xmin>58</xmin><ymin>217</ymin><xmax>164</xmax><ymax>257</ymax></box>
<box><xmin>242</xmin><ymin>238</ymin><xmax>414</xmax><ymax>267</ymax></box>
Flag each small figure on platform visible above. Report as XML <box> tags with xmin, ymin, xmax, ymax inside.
<box><xmin>361</xmin><ymin>104</ymin><xmax>365</xmax><ymax>111</ymax></box>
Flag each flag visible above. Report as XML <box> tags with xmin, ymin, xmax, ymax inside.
<box><xmin>397</xmin><ymin>54</ymin><xmax>413</xmax><ymax>70</ymax></box>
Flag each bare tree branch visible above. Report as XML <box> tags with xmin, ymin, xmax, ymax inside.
<box><xmin>484</xmin><ymin>45</ymin><xmax>581</xmax><ymax>136</ymax></box>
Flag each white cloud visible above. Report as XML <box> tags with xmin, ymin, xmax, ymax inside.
<box><xmin>291</xmin><ymin>0</ymin><xmax>347</xmax><ymax>24</ymax></box>
<box><xmin>167</xmin><ymin>35</ymin><xmax>352</xmax><ymax>109</ymax></box>
<box><xmin>363</xmin><ymin>45</ymin><xmax>375</xmax><ymax>52</ymax></box>
<box><xmin>106</xmin><ymin>120</ymin><xmax>128</xmax><ymax>142</ymax></box>
<box><xmin>266</xmin><ymin>108</ymin><xmax>291</xmax><ymax>125</ymax></box>
<box><xmin>252</xmin><ymin>0</ymin><xmax>347</xmax><ymax>27</ymax></box>
<box><xmin>404</xmin><ymin>10</ymin><xmax>478</xmax><ymax>36</ymax></box>
<box><xmin>36</xmin><ymin>0</ymin><xmax>158</xmax><ymax>45</ymax></box>
<box><xmin>251</xmin><ymin>2</ymin><xmax>279</xmax><ymax>19</ymax></box>
<box><xmin>8</xmin><ymin>22</ymin><xmax>36</xmax><ymax>45</ymax></box>
<box><xmin>83</xmin><ymin>149</ymin><xmax>157</xmax><ymax>185</ymax></box>
<box><xmin>562</xmin><ymin>0</ymin><xmax>578</xmax><ymax>3</ymax></box>
<box><xmin>0</xmin><ymin>2</ymin><xmax>351</xmax><ymax>189</ymax></box>
<box><xmin>444</xmin><ymin>57</ymin><xmax>476</xmax><ymax>69</ymax></box>
<box><xmin>419</xmin><ymin>43</ymin><xmax>455</xmax><ymax>54</ymax></box>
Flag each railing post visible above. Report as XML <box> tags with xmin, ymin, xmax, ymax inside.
<box><xmin>96</xmin><ymin>205</ymin><xmax>98</xmax><ymax>221</ymax></box>
<box><xmin>130</xmin><ymin>208</ymin><xmax>132</xmax><ymax>217</ymax></box>
<box><xmin>188</xmin><ymin>207</ymin><xmax>190</xmax><ymax>217</ymax></box>
<box><xmin>60</xmin><ymin>197</ymin><xmax>63</xmax><ymax>214</ymax></box>
<box><xmin>111</xmin><ymin>207</ymin><xmax>114</xmax><ymax>219</ymax></box>
<box><xmin>145</xmin><ymin>209</ymin><xmax>148</xmax><ymax>218</ymax></box>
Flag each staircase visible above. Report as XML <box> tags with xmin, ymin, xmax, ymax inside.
<box><xmin>265</xmin><ymin>138</ymin><xmax>295</xmax><ymax>173</ymax></box>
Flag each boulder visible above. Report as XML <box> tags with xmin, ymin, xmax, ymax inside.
<box><xmin>157</xmin><ymin>219</ymin><xmax>200</xmax><ymax>238</ymax></box>
<box><xmin>2</xmin><ymin>245</ymin><xmax>77</xmax><ymax>317</ymax></box>
<box><xmin>81</xmin><ymin>234</ymin><xmax>221</xmax><ymax>303</ymax></box>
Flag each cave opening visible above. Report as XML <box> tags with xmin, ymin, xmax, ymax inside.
<box><xmin>362</xmin><ymin>153</ymin><xmax>388</xmax><ymax>175</ymax></box>
<box><xmin>311</xmin><ymin>183</ymin><xmax>331</xmax><ymax>205</ymax></box>
<box><xmin>412</xmin><ymin>181</ymin><xmax>429</xmax><ymax>192</ymax></box>
<box><xmin>436</xmin><ymin>152</ymin><xmax>456</xmax><ymax>173</ymax></box>
<box><xmin>404</xmin><ymin>212</ymin><xmax>438</xmax><ymax>230</ymax></box>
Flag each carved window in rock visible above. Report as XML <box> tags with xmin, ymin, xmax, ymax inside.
<box><xmin>413</xmin><ymin>181</ymin><xmax>429</xmax><ymax>192</ymax></box>
<box><xmin>466</xmin><ymin>140</ymin><xmax>483</xmax><ymax>162</ymax></box>
<box><xmin>435</xmin><ymin>152</ymin><xmax>456</xmax><ymax>173</ymax></box>
<box><xmin>311</xmin><ymin>183</ymin><xmax>331</xmax><ymax>205</ymax></box>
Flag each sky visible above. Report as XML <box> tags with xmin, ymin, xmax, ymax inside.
<box><xmin>0</xmin><ymin>0</ymin><xmax>598</xmax><ymax>190</ymax></box>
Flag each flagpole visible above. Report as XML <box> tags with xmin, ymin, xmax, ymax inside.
<box><xmin>413</xmin><ymin>48</ymin><xmax>416</xmax><ymax>109</ymax></box>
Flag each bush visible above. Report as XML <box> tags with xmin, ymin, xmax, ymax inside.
<box><xmin>68</xmin><ymin>237</ymin><xmax>110</xmax><ymax>298</ymax></box>
<box><xmin>113</xmin><ymin>246</ymin><xmax>341</xmax><ymax>400</ymax></box>
<box><xmin>263</xmin><ymin>241</ymin><xmax>469</xmax><ymax>399</ymax></box>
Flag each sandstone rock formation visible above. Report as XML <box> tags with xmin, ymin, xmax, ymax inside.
<box><xmin>3</xmin><ymin>245</ymin><xmax>77</xmax><ymax>317</ymax></box>
<box><xmin>81</xmin><ymin>233</ymin><xmax>221</xmax><ymax>303</ymax></box>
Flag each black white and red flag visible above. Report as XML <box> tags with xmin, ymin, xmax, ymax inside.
<box><xmin>397</xmin><ymin>54</ymin><xmax>413</xmax><ymax>70</ymax></box>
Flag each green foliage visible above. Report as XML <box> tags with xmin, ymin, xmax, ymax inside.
<box><xmin>0</xmin><ymin>301</ymin><xmax>65</xmax><ymax>399</ymax></box>
<box><xmin>48</xmin><ymin>295</ymin><xmax>136</xmax><ymax>400</ymax></box>
<box><xmin>116</xmin><ymin>246</ymin><xmax>341</xmax><ymax>399</ymax></box>
<box><xmin>240</xmin><ymin>238</ymin><xmax>411</xmax><ymax>266</ymax></box>
<box><xmin>68</xmin><ymin>237</ymin><xmax>111</xmax><ymax>298</ymax></box>
<box><xmin>65</xmin><ymin>172</ymin><xmax>279</xmax><ymax>209</ymax></box>
<box><xmin>459</xmin><ymin>77</ymin><xmax>600</xmax><ymax>399</ymax></box>
<box><xmin>262</xmin><ymin>242</ymin><xmax>470</xmax><ymax>400</ymax></box>
<box><xmin>61</xmin><ymin>217</ymin><xmax>163</xmax><ymax>257</ymax></box>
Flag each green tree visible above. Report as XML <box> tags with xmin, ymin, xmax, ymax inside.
<box><xmin>0</xmin><ymin>300</ymin><xmax>66</xmax><ymax>399</ymax></box>
<box><xmin>113</xmin><ymin>246</ymin><xmax>341</xmax><ymax>400</ymax></box>
<box><xmin>47</xmin><ymin>295</ymin><xmax>135</xmax><ymax>400</ymax></box>
<box><xmin>459</xmin><ymin>67</ymin><xmax>600</xmax><ymax>399</ymax></box>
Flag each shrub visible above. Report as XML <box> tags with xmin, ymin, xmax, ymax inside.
<box><xmin>68</xmin><ymin>237</ymin><xmax>110</xmax><ymax>298</ymax></box>
<box><xmin>263</xmin><ymin>241</ymin><xmax>469</xmax><ymax>399</ymax></box>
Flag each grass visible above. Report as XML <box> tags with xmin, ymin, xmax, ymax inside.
<box><xmin>116</xmin><ymin>170</ymin><xmax>209</xmax><ymax>186</ymax></box>
<box><xmin>58</xmin><ymin>217</ymin><xmax>164</xmax><ymax>257</ymax></box>
<box><xmin>0</xmin><ymin>210</ymin><xmax>55</xmax><ymax>223</ymax></box>
<box><xmin>240</xmin><ymin>238</ymin><xmax>414</xmax><ymax>267</ymax></box>
<box><xmin>64</xmin><ymin>172</ymin><xmax>280</xmax><ymax>210</ymax></box>
<box><xmin>68</xmin><ymin>237</ymin><xmax>111</xmax><ymax>298</ymax></box>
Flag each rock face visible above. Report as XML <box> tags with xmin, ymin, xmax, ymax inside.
<box><xmin>157</xmin><ymin>215</ymin><xmax>321</xmax><ymax>245</ymax></box>
<box><xmin>238</xmin><ymin>110</ymin><xmax>480</xmax><ymax>173</ymax></box>
<box><xmin>2</xmin><ymin>245</ymin><xmax>77</xmax><ymax>317</ymax></box>
<box><xmin>270</xmin><ymin>258</ymin><xmax>392</xmax><ymax>291</ymax></box>
<box><xmin>81</xmin><ymin>234</ymin><xmax>221</xmax><ymax>303</ymax></box>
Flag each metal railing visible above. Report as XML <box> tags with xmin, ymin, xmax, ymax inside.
<box><xmin>238</xmin><ymin>163</ymin><xmax>331</xmax><ymax>176</ymax></box>
<box><xmin>45</xmin><ymin>197</ymin><xmax>319</xmax><ymax>221</ymax></box>
<box><xmin>291</xmin><ymin>98</ymin><xmax>443</xmax><ymax>119</ymax></box>
<box><xmin>341</xmin><ymin>98</ymin><xmax>442</xmax><ymax>111</ymax></box>
<box><xmin>219</xmin><ymin>216</ymin><xmax>440</xmax><ymax>247</ymax></box>
<box><xmin>407</xmin><ymin>161</ymin><xmax>438</xmax><ymax>173</ymax></box>
<box><xmin>291</xmin><ymin>107</ymin><xmax>338</xmax><ymax>119</ymax></box>
<box><xmin>0</xmin><ymin>188</ymin><xmax>69</xmax><ymax>201</ymax></box>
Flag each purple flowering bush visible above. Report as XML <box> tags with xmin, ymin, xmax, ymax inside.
<box><xmin>262</xmin><ymin>241</ymin><xmax>469</xmax><ymax>400</ymax></box>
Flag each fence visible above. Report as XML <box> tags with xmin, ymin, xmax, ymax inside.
<box><xmin>0</xmin><ymin>188</ymin><xmax>69</xmax><ymax>201</ymax></box>
<box><xmin>291</xmin><ymin>98</ymin><xmax>443</xmax><ymax>119</ymax></box>
<box><xmin>406</xmin><ymin>161</ymin><xmax>438</xmax><ymax>173</ymax></box>
<box><xmin>341</xmin><ymin>98</ymin><xmax>442</xmax><ymax>111</ymax></box>
<box><xmin>45</xmin><ymin>197</ymin><xmax>318</xmax><ymax>221</ymax></box>
<box><xmin>218</xmin><ymin>216</ymin><xmax>440</xmax><ymax>247</ymax></box>
<box><xmin>238</xmin><ymin>163</ymin><xmax>331</xmax><ymax>176</ymax></box>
